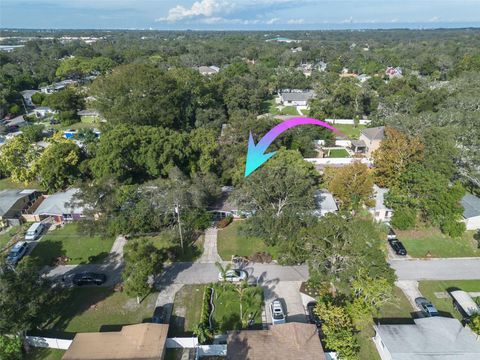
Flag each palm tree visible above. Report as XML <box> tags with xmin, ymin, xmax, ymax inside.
<box><xmin>241</xmin><ymin>289</ymin><xmax>262</xmax><ymax>327</ymax></box>
<box><xmin>215</xmin><ymin>261</ymin><xmax>231</xmax><ymax>282</ymax></box>
<box><xmin>235</xmin><ymin>283</ymin><xmax>247</xmax><ymax>323</ymax></box>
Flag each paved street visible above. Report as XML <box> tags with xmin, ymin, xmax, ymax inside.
<box><xmin>391</xmin><ymin>258</ymin><xmax>480</xmax><ymax>280</ymax></box>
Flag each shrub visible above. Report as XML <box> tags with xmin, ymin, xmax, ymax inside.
<box><xmin>391</xmin><ymin>207</ymin><xmax>416</xmax><ymax>230</ymax></box>
<box><xmin>31</xmin><ymin>92</ymin><xmax>46</xmax><ymax>105</ymax></box>
<box><xmin>441</xmin><ymin>219</ymin><xmax>466</xmax><ymax>238</ymax></box>
<box><xmin>195</xmin><ymin>286</ymin><xmax>214</xmax><ymax>343</ymax></box>
<box><xmin>217</xmin><ymin>215</ymin><xmax>233</xmax><ymax>229</ymax></box>
<box><xmin>0</xmin><ymin>335</ymin><xmax>22</xmax><ymax>360</ymax></box>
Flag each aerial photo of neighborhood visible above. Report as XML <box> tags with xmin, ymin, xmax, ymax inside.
<box><xmin>1</xmin><ymin>1</ymin><xmax>480</xmax><ymax>359</ymax></box>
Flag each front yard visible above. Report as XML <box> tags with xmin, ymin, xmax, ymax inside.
<box><xmin>139</xmin><ymin>232</ymin><xmax>204</xmax><ymax>262</ymax></box>
<box><xmin>397</xmin><ymin>227</ymin><xmax>479</xmax><ymax>258</ymax></box>
<box><xmin>263</xmin><ymin>98</ymin><xmax>299</xmax><ymax>116</ymax></box>
<box><xmin>0</xmin><ymin>224</ymin><xmax>28</xmax><ymax>251</ymax></box>
<box><xmin>169</xmin><ymin>284</ymin><xmax>206</xmax><ymax>337</ymax></box>
<box><xmin>217</xmin><ymin>221</ymin><xmax>277</xmax><ymax>261</ymax></box>
<box><xmin>28</xmin><ymin>223</ymin><xmax>115</xmax><ymax>266</ymax></box>
<box><xmin>419</xmin><ymin>280</ymin><xmax>480</xmax><ymax>321</ymax></box>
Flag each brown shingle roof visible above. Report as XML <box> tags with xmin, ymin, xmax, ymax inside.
<box><xmin>226</xmin><ymin>323</ymin><xmax>325</xmax><ymax>360</ymax></box>
<box><xmin>62</xmin><ymin>323</ymin><xmax>169</xmax><ymax>360</ymax></box>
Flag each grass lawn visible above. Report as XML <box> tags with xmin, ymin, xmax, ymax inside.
<box><xmin>357</xmin><ymin>286</ymin><xmax>413</xmax><ymax>360</ymax></box>
<box><xmin>24</xmin><ymin>348</ymin><xmax>65</xmax><ymax>360</ymax></box>
<box><xmin>327</xmin><ymin>148</ymin><xmax>350</xmax><ymax>158</ymax></box>
<box><xmin>0</xmin><ymin>225</ymin><xmax>25</xmax><ymax>251</ymax></box>
<box><xmin>40</xmin><ymin>288</ymin><xmax>158</xmax><ymax>333</ymax></box>
<box><xmin>217</xmin><ymin>221</ymin><xmax>277</xmax><ymax>261</ymax></box>
<box><xmin>0</xmin><ymin>177</ymin><xmax>41</xmax><ymax>191</ymax></box>
<box><xmin>212</xmin><ymin>284</ymin><xmax>263</xmax><ymax>333</ymax></box>
<box><xmin>28</xmin><ymin>223</ymin><xmax>115</xmax><ymax>266</ymax></box>
<box><xmin>169</xmin><ymin>284</ymin><xmax>206</xmax><ymax>337</ymax></box>
<box><xmin>333</xmin><ymin>124</ymin><xmax>366</xmax><ymax>139</ymax></box>
<box><xmin>397</xmin><ymin>227</ymin><xmax>479</xmax><ymax>258</ymax></box>
<box><xmin>140</xmin><ymin>233</ymin><xmax>204</xmax><ymax>262</ymax></box>
<box><xmin>264</xmin><ymin>98</ymin><xmax>298</xmax><ymax>116</ymax></box>
<box><xmin>419</xmin><ymin>280</ymin><xmax>480</xmax><ymax>321</ymax></box>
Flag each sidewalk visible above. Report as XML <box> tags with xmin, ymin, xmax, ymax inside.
<box><xmin>197</xmin><ymin>227</ymin><xmax>222</xmax><ymax>263</ymax></box>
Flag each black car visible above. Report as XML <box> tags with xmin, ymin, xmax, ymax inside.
<box><xmin>152</xmin><ymin>306</ymin><xmax>165</xmax><ymax>323</ymax></box>
<box><xmin>72</xmin><ymin>272</ymin><xmax>107</xmax><ymax>286</ymax></box>
<box><xmin>388</xmin><ymin>239</ymin><xmax>407</xmax><ymax>256</ymax></box>
<box><xmin>306</xmin><ymin>301</ymin><xmax>322</xmax><ymax>328</ymax></box>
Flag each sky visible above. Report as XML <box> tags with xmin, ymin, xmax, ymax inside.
<box><xmin>1</xmin><ymin>0</ymin><xmax>480</xmax><ymax>30</ymax></box>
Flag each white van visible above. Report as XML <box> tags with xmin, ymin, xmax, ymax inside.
<box><xmin>450</xmin><ymin>290</ymin><xmax>480</xmax><ymax>321</ymax></box>
<box><xmin>25</xmin><ymin>222</ymin><xmax>44</xmax><ymax>241</ymax></box>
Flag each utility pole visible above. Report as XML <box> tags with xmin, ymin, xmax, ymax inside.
<box><xmin>174</xmin><ymin>203</ymin><xmax>184</xmax><ymax>253</ymax></box>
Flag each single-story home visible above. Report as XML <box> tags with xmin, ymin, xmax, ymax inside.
<box><xmin>198</xmin><ymin>66</ymin><xmax>220</xmax><ymax>75</ymax></box>
<box><xmin>21</xmin><ymin>90</ymin><xmax>39</xmax><ymax>108</ymax></box>
<box><xmin>5</xmin><ymin>115</ymin><xmax>27</xmax><ymax>128</ymax></box>
<box><xmin>40</xmin><ymin>79</ymin><xmax>77</xmax><ymax>94</ymax></box>
<box><xmin>359</xmin><ymin>126</ymin><xmax>385</xmax><ymax>158</ymax></box>
<box><xmin>386</xmin><ymin>66</ymin><xmax>403</xmax><ymax>79</ymax></box>
<box><xmin>62</xmin><ymin>323</ymin><xmax>169</xmax><ymax>360</ymax></box>
<box><xmin>373</xmin><ymin>316</ymin><xmax>480</xmax><ymax>359</ymax></box>
<box><xmin>461</xmin><ymin>193</ymin><xmax>480</xmax><ymax>230</ymax></box>
<box><xmin>350</xmin><ymin>139</ymin><xmax>367</xmax><ymax>153</ymax></box>
<box><xmin>0</xmin><ymin>189</ymin><xmax>42</xmax><ymax>226</ymax></box>
<box><xmin>278</xmin><ymin>90</ymin><xmax>315</xmax><ymax>106</ymax></box>
<box><xmin>313</xmin><ymin>189</ymin><xmax>338</xmax><ymax>217</ymax></box>
<box><xmin>369</xmin><ymin>185</ymin><xmax>393</xmax><ymax>222</ymax></box>
<box><xmin>227</xmin><ymin>322</ymin><xmax>325</xmax><ymax>360</ymax></box>
<box><xmin>32</xmin><ymin>188</ymin><xmax>84</xmax><ymax>223</ymax></box>
<box><xmin>34</xmin><ymin>107</ymin><xmax>56</xmax><ymax>118</ymax></box>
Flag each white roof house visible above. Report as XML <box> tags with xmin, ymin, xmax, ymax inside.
<box><xmin>33</xmin><ymin>188</ymin><xmax>84</xmax><ymax>221</ymax></box>
<box><xmin>313</xmin><ymin>190</ymin><xmax>338</xmax><ymax>217</ymax></box>
<box><xmin>461</xmin><ymin>193</ymin><xmax>480</xmax><ymax>230</ymax></box>
<box><xmin>279</xmin><ymin>90</ymin><xmax>315</xmax><ymax>106</ymax></box>
<box><xmin>369</xmin><ymin>185</ymin><xmax>393</xmax><ymax>222</ymax></box>
<box><xmin>198</xmin><ymin>66</ymin><xmax>220</xmax><ymax>75</ymax></box>
<box><xmin>373</xmin><ymin>317</ymin><xmax>480</xmax><ymax>360</ymax></box>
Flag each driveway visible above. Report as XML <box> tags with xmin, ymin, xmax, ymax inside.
<box><xmin>391</xmin><ymin>258</ymin><xmax>480</xmax><ymax>280</ymax></box>
<box><xmin>262</xmin><ymin>280</ymin><xmax>307</xmax><ymax>326</ymax></box>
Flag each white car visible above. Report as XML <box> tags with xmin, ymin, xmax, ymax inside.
<box><xmin>218</xmin><ymin>269</ymin><xmax>248</xmax><ymax>283</ymax></box>
<box><xmin>270</xmin><ymin>299</ymin><xmax>286</xmax><ymax>325</ymax></box>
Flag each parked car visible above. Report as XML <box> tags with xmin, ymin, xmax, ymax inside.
<box><xmin>271</xmin><ymin>299</ymin><xmax>286</xmax><ymax>325</ymax></box>
<box><xmin>72</xmin><ymin>272</ymin><xmax>107</xmax><ymax>286</ymax></box>
<box><xmin>415</xmin><ymin>297</ymin><xmax>439</xmax><ymax>317</ymax></box>
<box><xmin>152</xmin><ymin>306</ymin><xmax>165</xmax><ymax>323</ymax></box>
<box><xmin>218</xmin><ymin>269</ymin><xmax>248</xmax><ymax>283</ymax></box>
<box><xmin>306</xmin><ymin>301</ymin><xmax>322</xmax><ymax>328</ymax></box>
<box><xmin>388</xmin><ymin>238</ymin><xmax>407</xmax><ymax>256</ymax></box>
<box><xmin>6</xmin><ymin>241</ymin><xmax>28</xmax><ymax>265</ymax></box>
<box><xmin>25</xmin><ymin>222</ymin><xmax>44</xmax><ymax>241</ymax></box>
<box><xmin>387</xmin><ymin>227</ymin><xmax>397</xmax><ymax>240</ymax></box>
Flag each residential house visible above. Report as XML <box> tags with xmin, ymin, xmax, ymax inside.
<box><xmin>461</xmin><ymin>193</ymin><xmax>480</xmax><ymax>230</ymax></box>
<box><xmin>0</xmin><ymin>189</ymin><xmax>42</xmax><ymax>226</ymax></box>
<box><xmin>4</xmin><ymin>115</ymin><xmax>27</xmax><ymax>128</ymax></box>
<box><xmin>34</xmin><ymin>107</ymin><xmax>56</xmax><ymax>118</ymax></box>
<box><xmin>359</xmin><ymin>126</ymin><xmax>385</xmax><ymax>158</ymax></box>
<box><xmin>291</xmin><ymin>46</ymin><xmax>303</xmax><ymax>53</ymax></box>
<box><xmin>313</xmin><ymin>189</ymin><xmax>338</xmax><ymax>217</ymax></box>
<box><xmin>227</xmin><ymin>322</ymin><xmax>325</xmax><ymax>360</ymax></box>
<box><xmin>21</xmin><ymin>90</ymin><xmax>39</xmax><ymax>108</ymax></box>
<box><xmin>386</xmin><ymin>67</ymin><xmax>403</xmax><ymax>79</ymax></box>
<box><xmin>32</xmin><ymin>188</ymin><xmax>85</xmax><ymax>223</ymax></box>
<box><xmin>198</xmin><ymin>66</ymin><xmax>220</xmax><ymax>76</ymax></box>
<box><xmin>317</xmin><ymin>61</ymin><xmax>328</xmax><ymax>72</ymax></box>
<box><xmin>266</xmin><ymin>37</ymin><xmax>300</xmax><ymax>43</ymax></box>
<box><xmin>357</xmin><ymin>74</ymin><xmax>371</xmax><ymax>83</ymax></box>
<box><xmin>40</xmin><ymin>79</ymin><xmax>77</xmax><ymax>94</ymax></box>
<box><xmin>369</xmin><ymin>185</ymin><xmax>393</xmax><ymax>222</ymax></box>
<box><xmin>373</xmin><ymin>316</ymin><xmax>480</xmax><ymax>360</ymax></box>
<box><xmin>278</xmin><ymin>90</ymin><xmax>315</xmax><ymax>107</ymax></box>
<box><xmin>350</xmin><ymin>139</ymin><xmax>367</xmax><ymax>154</ymax></box>
<box><xmin>62</xmin><ymin>323</ymin><xmax>169</xmax><ymax>360</ymax></box>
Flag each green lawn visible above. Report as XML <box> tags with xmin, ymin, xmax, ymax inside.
<box><xmin>212</xmin><ymin>284</ymin><xmax>263</xmax><ymax>333</ymax></box>
<box><xmin>139</xmin><ymin>233</ymin><xmax>204</xmax><ymax>262</ymax></box>
<box><xmin>80</xmin><ymin>115</ymin><xmax>100</xmax><ymax>124</ymax></box>
<box><xmin>327</xmin><ymin>148</ymin><xmax>350</xmax><ymax>158</ymax></box>
<box><xmin>217</xmin><ymin>221</ymin><xmax>277</xmax><ymax>261</ymax></box>
<box><xmin>397</xmin><ymin>228</ymin><xmax>479</xmax><ymax>258</ymax></box>
<box><xmin>0</xmin><ymin>223</ymin><xmax>30</xmax><ymax>252</ymax></box>
<box><xmin>264</xmin><ymin>98</ymin><xmax>299</xmax><ymax>116</ymax></box>
<box><xmin>419</xmin><ymin>280</ymin><xmax>480</xmax><ymax>320</ymax></box>
<box><xmin>41</xmin><ymin>288</ymin><xmax>158</xmax><ymax>333</ymax></box>
<box><xmin>28</xmin><ymin>223</ymin><xmax>115</xmax><ymax>266</ymax></box>
<box><xmin>0</xmin><ymin>177</ymin><xmax>41</xmax><ymax>191</ymax></box>
<box><xmin>333</xmin><ymin>124</ymin><xmax>366</xmax><ymax>139</ymax></box>
<box><xmin>169</xmin><ymin>284</ymin><xmax>206</xmax><ymax>337</ymax></box>
<box><xmin>24</xmin><ymin>348</ymin><xmax>65</xmax><ymax>360</ymax></box>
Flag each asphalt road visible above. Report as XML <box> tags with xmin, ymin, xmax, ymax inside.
<box><xmin>390</xmin><ymin>258</ymin><xmax>480</xmax><ymax>280</ymax></box>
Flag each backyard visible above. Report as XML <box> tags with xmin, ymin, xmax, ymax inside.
<box><xmin>419</xmin><ymin>280</ymin><xmax>480</xmax><ymax>321</ymax></box>
<box><xmin>333</xmin><ymin>124</ymin><xmax>366</xmax><ymax>139</ymax></box>
<box><xmin>397</xmin><ymin>227</ymin><xmax>479</xmax><ymax>258</ymax></box>
<box><xmin>217</xmin><ymin>221</ymin><xmax>277</xmax><ymax>260</ymax></box>
<box><xmin>326</xmin><ymin>148</ymin><xmax>350</xmax><ymax>158</ymax></box>
<box><xmin>28</xmin><ymin>223</ymin><xmax>115</xmax><ymax>266</ymax></box>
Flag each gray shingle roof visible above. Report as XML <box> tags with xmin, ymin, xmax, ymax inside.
<box><xmin>34</xmin><ymin>188</ymin><xmax>83</xmax><ymax>216</ymax></box>
<box><xmin>372</xmin><ymin>185</ymin><xmax>392</xmax><ymax>211</ymax></box>
<box><xmin>0</xmin><ymin>189</ymin><xmax>36</xmax><ymax>217</ymax></box>
<box><xmin>314</xmin><ymin>189</ymin><xmax>338</xmax><ymax>213</ymax></box>
<box><xmin>280</xmin><ymin>90</ymin><xmax>315</xmax><ymax>102</ymax></box>
<box><xmin>462</xmin><ymin>193</ymin><xmax>480</xmax><ymax>219</ymax></box>
<box><xmin>361</xmin><ymin>126</ymin><xmax>385</xmax><ymax>141</ymax></box>
<box><xmin>375</xmin><ymin>317</ymin><xmax>480</xmax><ymax>359</ymax></box>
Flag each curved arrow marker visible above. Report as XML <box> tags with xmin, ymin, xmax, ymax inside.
<box><xmin>245</xmin><ymin>117</ymin><xmax>347</xmax><ymax>177</ymax></box>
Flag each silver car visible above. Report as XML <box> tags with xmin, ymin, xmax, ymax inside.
<box><xmin>271</xmin><ymin>299</ymin><xmax>286</xmax><ymax>325</ymax></box>
<box><xmin>218</xmin><ymin>269</ymin><xmax>248</xmax><ymax>283</ymax></box>
<box><xmin>6</xmin><ymin>241</ymin><xmax>28</xmax><ymax>265</ymax></box>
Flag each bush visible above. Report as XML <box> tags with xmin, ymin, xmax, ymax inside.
<box><xmin>31</xmin><ymin>92</ymin><xmax>46</xmax><ymax>105</ymax></box>
<box><xmin>194</xmin><ymin>286</ymin><xmax>214</xmax><ymax>343</ymax></box>
<box><xmin>0</xmin><ymin>335</ymin><xmax>22</xmax><ymax>360</ymax></box>
<box><xmin>441</xmin><ymin>219</ymin><xmax>466</xmax><ymax>238</ymax></box>
<box><xmin>391</xmin><ymin>207</ymin><xmax>416</xmax><ymax>230</ymax></box>
<box><xmin>217</xmin><ymin>215</ymin><xmax>233</xmax><ymax>229</ymax></box>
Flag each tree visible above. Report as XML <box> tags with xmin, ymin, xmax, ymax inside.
<box><xmin>215</xmin><ymin>261</ymin><xmax>232</xmax><ymax>282</ymax></box>
<box><xmin>45</xmin><ymin>88</ymin><xmax>84</xmax><ymax>113</ymax></box>
<box><xmin>323</xmin><ymin>162</ymin><xmax>374</xmax><ymax>211</ymax></box>
<box><xmin>122</xmin><ymin>239</ymin><xmax>164</xmax><ymax>303</ymax></box>
<box><xmin>0</xmin><ymin>335</ymin><xmax>22</xmax><ymax>360</ymax></box>
<box><xmin>0</xmin><ymin>135</ymin><xmax>38</xmax><ymax>183</ymax></box>
<box><xmin>21</xmin><ymin>124</ymin><xmax>44</xmax><ymax>143</ymax></box>
<box><xmin>33</xmin><ymin>138</ymin><xmax>82</xmax><ymax>192</ymax></box>
<box><xmin>421</xmin><ymin>127</ymin><xmax>458</xmax><ymax>179</ymax></box>
<box><xmin>315</xmin><ymin>301</ymin><xmax>359</xmax><ymax>360</ymax></box>
<box><xmin>188</xmin><ymin>128</ymin><xmax>219</xmax><ymax>174</ymax></box>
<box><xmin>372</xmin><ymin>128</ymin><xmax>424</xmax><ymax>187</ymax></box>
<box><xmin>390</xmin><ymin>207</ymin><xmax>417</xmax><ymax>230</ymax></box>
<box><xmin>469</xmin><ymin>313</ymin><xmax>480</xmax><ymax>335</ymax></box>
